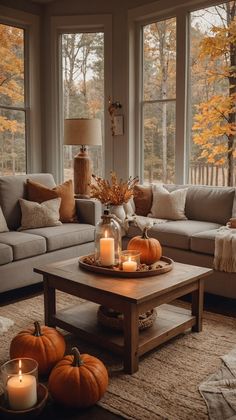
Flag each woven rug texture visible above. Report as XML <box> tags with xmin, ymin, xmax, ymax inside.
<box><xmin>0</xmin><ymin>292</ymin><xmax>236</xmax><ymax>420</ymax></box>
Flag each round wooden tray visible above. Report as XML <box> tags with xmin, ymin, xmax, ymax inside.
<box><xmin>78</xmin><ymin>255</ymin><xmax>173</xmax><ymax>278</ymax></box>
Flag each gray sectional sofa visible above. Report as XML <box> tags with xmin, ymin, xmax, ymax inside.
<box><xmin>123</xmin><ymin>184</ymin><xmax>236</xmax><ymax>299</ymax></box>
<box><xmin>0</xmin><ymin>173</ymin><xmax>101</xmax><ymax>293</ymax></box>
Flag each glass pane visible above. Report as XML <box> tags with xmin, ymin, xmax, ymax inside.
<box><xmin>189</xmin><ymin>1</ymin><xmax>236</xmax><ymax>186</ymax></box>
<box><xmin>0</xmin><ymin>24</ymin><xmax>24</xmax><ymax>108</ymax></box>
<box><xmin>143</xmin><ymin>102</ymin><xmax>175</xmax><ymax>184</ymax></box>
<box><xmin>0</xmin><ymin>109</ymin><xmax>26</xmax><ymax>175</ymax></box>
<box><xmin>143</xmin><ymin>18</ymin><xmax>176</xmax><ymax>101</ymax></box>
<box><xmin>62</xmin><ymin>32</ymin><xmax>104</xmax><ymax>180</ymax></box>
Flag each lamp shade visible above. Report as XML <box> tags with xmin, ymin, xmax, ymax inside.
<box><xmin>64</xmin><ymin>118</ymin><xmax>102</xmax><ymax>146</ymax></box>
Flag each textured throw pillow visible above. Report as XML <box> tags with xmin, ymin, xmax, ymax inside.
<box><xmin>0</xmin><ymin>206</ymin><xmax>9</xmax><ymax>232</ymax></box>
<box><xmin>149</xmin><ymin>185</ymin><xmax>188</xmax><ymax>220</ymax></box>
<box><xmin>18</xmin><ymin>198</ymin><xmax>62</xmax><ymax>230</ymax></box>
<box><xmin>26</xmin><ymin>179</ymin><xmax>76</xmax><ymax>223</ymax></box>
<box><xmin>133</xmin><ymin>185</ymin><xmax>153</xmax><ymax>216</ymax></box>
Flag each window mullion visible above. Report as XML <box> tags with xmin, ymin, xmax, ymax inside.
<box><xmin>175</xmin><ymin>12</ymin><xmax>188</xmax><ymax>184</ymax></box>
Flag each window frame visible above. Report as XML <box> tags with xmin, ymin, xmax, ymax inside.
<box><xmin>128</xmin><ymin>0</ymin><xmax>230</xmax><ymax>185</ymax></box>
<box><xmin>0</xmin><ymin>6</ymin><xmax>41</xmax><ymax>174</ymax></box>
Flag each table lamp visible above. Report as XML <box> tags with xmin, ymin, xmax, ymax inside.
<box><xmin>64</xmin><ymin>118</ymin><xmax>102</xmax><ymax>197</ymax></box>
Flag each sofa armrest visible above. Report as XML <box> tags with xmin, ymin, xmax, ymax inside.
<box><xmin>75</xmin><ymin>199</ymin><xmax>102</xmax><ymax>226</ymax></box>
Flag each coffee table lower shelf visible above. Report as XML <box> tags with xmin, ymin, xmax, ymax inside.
<box><xmin>54</xmin><ymin>302</ymin><xmax>196</xmax><ymax>358</ymax></box>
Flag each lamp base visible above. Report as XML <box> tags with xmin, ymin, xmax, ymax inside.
<box><xmin>74</xmin><ymin>149</ymin><xmax>92</xmax><ymax>197</ymax></box>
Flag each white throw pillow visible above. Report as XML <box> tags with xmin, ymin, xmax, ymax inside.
<box><xmin>0</xmin><ymin>206</ymin><xmax>9</xmax><ymax>232</ymax></box>
<box><xmin>18</xmin><ymin>198</ymin><xmax>62</xmax><ymax>230</ymax></box>
<box><xmin>149</xmin><ymin>185</ymin><xmax>188</xmax><ymax>220</ymax></box>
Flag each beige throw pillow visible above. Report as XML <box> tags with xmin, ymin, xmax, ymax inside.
<box><xmin>18</xmin><ymin>198</ymin><xmax>62</xmax><ymax>230</ymax></box>
<box><xmin>149</xmin><ymin>185</ymin><xmax>188</xmax><ymax>220</ymax></box>
<box><xmin>0</xmin><ymin>206</ymin><xmax>9</xmax><ymax>232</ymax></box>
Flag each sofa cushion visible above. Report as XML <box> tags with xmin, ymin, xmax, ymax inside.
<box><xmin>0</xmin><ymin>232</ymin><xmax>46</xmax><ymax>261</ymax></box>
<box><xmin>133</xmin><ymin>185</ymin><xmax>153</xmax><ymax>216</ymax></box>
<box><xmin>26</xmin><ymin>179</ymin><xmax>76</xmax><ymax>223</ymax></box>
<box><xmin>149</xmin><ymin>185</ymin><xmax>188</xmax><ymax>220</ymax></box>
<box><xmin>0</xmin><ymin>243</ymin><xmax>13</xmax><ymax>265</ymax></box>
<box><xmin>190</xmin><ymin>229</ymin><xmax>219</xmax><ymax>255</ymax></box>
<box><xmin>23</xmin><ymin>223</ymin><xmax>95</xmax><ymax>252</ymax></box>
<box><xmin>18</xmin><ymin>198</ymin><xmax>62</xmax><ymax>230</ymax></box>
<box><xmin>0</xmin><ymin>206</ymin><xmax>9</xmax><ymax>232</ymax></box>
<box><xmin>126</xmin><ymin>220</ymin><xmax>221</xmax><ymax>250</ymax></box>
<box><xmin>0</xmin><ymin>174</ymin><xmax>56</xmax><ymax>230</ymax></box>
<box><xmin>164</xmin><ymin>184</ymin><xmax>235</xmax><ymax>225</ymax></box>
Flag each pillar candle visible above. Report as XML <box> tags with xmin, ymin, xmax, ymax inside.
<box><xmin>7</xmin><ymin>362</ymin><xmax>37</xmax><ymax>411</ymax></box>
<box><xmin>100</xmin><ymin>232</ymin><xmax>115</xmax><ymax>266</ymax></box>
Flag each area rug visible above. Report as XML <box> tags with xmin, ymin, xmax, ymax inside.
<box><xmin>199</xmin><ymin>347</ymin><xmax>236</xmax><ymax>420</ymax></box>
<box><xmin>1</xmin><ymin>293</ymin><xmax>236</xmax><ymax>420</ymax></box>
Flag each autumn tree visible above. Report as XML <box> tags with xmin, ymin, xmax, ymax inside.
<box><xmin>193</xmin><ymin>1</ymin><xmax>236</xmax><ymax>186</ymax></box>
<box><xmin>143</xmin><ymin>18</ymin><xmax>176</xmax><ymax>183</ymax></box>
<box><xmin>0</xmin><ymin>24</ymin><xmax>24</xmax><ymax>175</ymax></box>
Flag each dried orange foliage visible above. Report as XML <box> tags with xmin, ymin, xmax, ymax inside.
<box><xmin>90</xmin><ymin>172</ymin><xmax>139</xmax><ymax>205</ymax></box>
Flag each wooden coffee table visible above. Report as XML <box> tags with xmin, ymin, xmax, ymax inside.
<box><xmin>34</xmin><ymin>259</ymin><xmax>212</xmax><ymax>374</ymax></box>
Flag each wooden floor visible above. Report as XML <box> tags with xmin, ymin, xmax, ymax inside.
<box><xmin>0</xmin><ymin>283</ymin><xmax>235</xmax><ymax>420</ymax></box>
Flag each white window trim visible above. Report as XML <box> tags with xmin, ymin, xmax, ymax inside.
<box><xmin>128</xmin><ymin>0</ymin><xmax>228</xmax><ymax>184</ymax></box>
<box><xmin>0</xmin><ymin>6</ymin><xmax>41</xmax><ymax>174</ymax></box>
<box><xmin>50</xmin><ymin>14</ymin><xmax>112</xmax><ymax>183</ymax></box>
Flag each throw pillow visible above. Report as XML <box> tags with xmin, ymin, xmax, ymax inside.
<box><xmin>18</xmin><ymin>198</ymin><xmax>62</xmax><ymax>230</ymax></box>
<box><xmin>149</xmin><ymin>185</ymin><xmax>188</xmax><ymax>220</ymax></box>
<box><xmin>0</xmin><ymin>206</ymin><xmax>9</xmax><ymax>232</ymax></box>
<box><xmin>26</xmin><ymin>179</ymin><xmax>76</xmax><ymax>223</ymax></box>
<box><xmin>133</xmin><ymin>185</ymin><xmax>153</xmax><ymax>216</ymax></box>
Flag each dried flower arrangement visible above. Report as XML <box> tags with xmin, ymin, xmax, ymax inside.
<box><xmin>90</xmin><ymin>172</ymin><xmax>139</xmax><ymax>206</ymax></box>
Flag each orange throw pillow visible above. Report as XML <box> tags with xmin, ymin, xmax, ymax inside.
<box><xmin>133</xmin><ymin>185</ymin><xmax>153</xmax><ymax>216</ymax></box>
<box><xmin>26</xmin><ymin>179</ymin><xmax>76</xmax><ymax>223</ymax></box>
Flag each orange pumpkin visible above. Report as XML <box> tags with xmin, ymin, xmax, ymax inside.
<box><xmin>48</xmin><ymin>347</ymin><xmax>109</xmax><ymax>408</ymax></box>
<box><xmin>10</xmin><ymin>321</ymin><xmax>66</xmax><ymax>375</ymax></box>
<box><xmin>127</xmin><ymin>226</ymin><xmax>162</xmax><ymax>264</ymax></box>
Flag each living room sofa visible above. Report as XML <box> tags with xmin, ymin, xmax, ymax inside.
<box><xmin>0</xmin><ymin>173</ymin><xmax>101</xmax><ymax>293</ymax></box>
<box><xmin>122</xmin><ymin>184</ymin><xmax>236</xmax><ymax>299</ymax></box>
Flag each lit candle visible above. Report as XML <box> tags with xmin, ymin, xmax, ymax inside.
<box><xmin>7</xmin><ymin>360</ymin><xmax>37</xmax><ymax>411</ymax></box>
<box><xmin>122</xmin><ymin>257</ymin><xmax>137</xmax><ymax>272</ymax></box>
<box><xmin>100</xmin><ymin>231</ymin><xmax>115</xmax><ymax>266</ymax></box>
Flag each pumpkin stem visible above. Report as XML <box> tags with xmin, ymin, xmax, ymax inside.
<box><xmin>142</xmin><ymin>226</ymin><xmax>149</xmax><ymax>239</ymax></box>
<box><xmin>72</xmin><ymin>347</ymin><xmax>84</xmax><ymax>367</ymax></box>
<box><xmin>33</xmin><ymin>321</ymin><xmax>42</xmax><ymax>337</ymax></box>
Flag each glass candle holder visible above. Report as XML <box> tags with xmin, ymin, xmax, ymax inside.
<box><xmin>95</xmin><ymin>209</ymin><xmax>121</xmax><ymax>267</ymax></box>
<box><xmin>0</xmin><ymin>358</ymin><xmax>38</xmax><ymax>411</ymax></box>
<box><xmin>120</xmin><ymin>250</ymin><xmax>140</xmax><ymax>272</ymax></box>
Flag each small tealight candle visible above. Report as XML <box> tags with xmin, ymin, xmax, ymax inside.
<box><xmin>122</xmin><ymin>257</ymin><xmax>137</xmax><ymax>272</ymax></box>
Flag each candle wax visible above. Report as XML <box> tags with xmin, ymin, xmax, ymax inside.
<box><xmin>122</xmin><ymin>259</ymin><xmax>137</xmax><ymax>272</ymax></box>
<box><xmin>100</xmin><ymin>237</ymin><xmax>115</xmax><ymax>266</ymax></box>
<box><xmin>7</xmin><ymin>374</ymin><xmax>37</xmax><ymax>410</ymax></box>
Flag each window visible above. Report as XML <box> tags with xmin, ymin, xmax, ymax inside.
<box><xmin>0</xmin><ymin>23</ymin><xmax>26</xmax><ymax>175</ymax></box>
<box><xmin>142</xmin><ymin>18</ymin><xmax>176</xmax><ymax>184</ymax></box>
<box><xmin>189</xmin><ymin>2</ymin><xmax>236</xmax><ymax>186</ymax></box>
<box><xmin>137</xmin><ymin>0</ymin><xmax>235</xmax><ymax>186</ymax></box>
<box><xmin>61</xmin><ymin>32</ymin><xmax>104</xmax><ymax>180</ymax></box>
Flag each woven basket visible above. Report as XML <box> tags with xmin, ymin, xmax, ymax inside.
<box><xmin>97</xmin><ymin>306</ymin><xmax>157</xmax><ymax>331</ymax></box>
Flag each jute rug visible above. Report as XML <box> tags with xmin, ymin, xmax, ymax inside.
<box><xmin>1</xmin><ymin>292</ymin><xmax>236</xmax><ymax>420</ymax></box>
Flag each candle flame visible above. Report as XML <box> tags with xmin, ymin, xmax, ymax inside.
<box><xmin>128</xmin><ymin>257</ymin><xmax>131</xmax><ymax>262</ymax></box>
<box><xmin>104</xmin><ymin>230</ymin><xmax>107</xmax><ymax>238</ymax></box>
<box><xmin>19</xmin><ymin>359</ymin><xmax>22</xmax><ymax>382</ymax></box>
